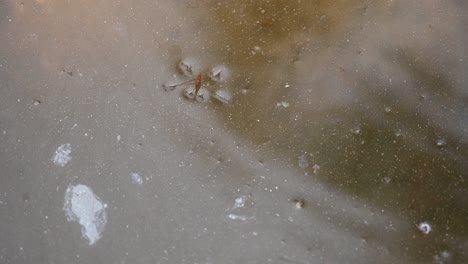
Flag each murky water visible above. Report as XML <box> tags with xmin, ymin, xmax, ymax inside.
<box><xmin>0</xmin><ymin>0</ymin><xmax>467</xmax><ymax>263</ymax></box>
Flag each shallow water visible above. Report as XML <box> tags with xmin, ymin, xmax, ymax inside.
<box><xmin>0</xmin><ymin>0</ymin><xmax>467</xmax><ymax>263</ymax></box>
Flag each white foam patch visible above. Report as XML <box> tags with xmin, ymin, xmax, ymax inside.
<box><xmin>232</xmin><ymin>195</ymin><xmax>247</xmax><ymax>210</ymax></box>
<box><xmin>131</xmin><ymin>172</ymin><xmax>144</xmax><ymax>185</ymax></box>
<box><xmin>63</xmin><ymin>184</ymin><xmax>107</xmax><ymax>245</ymax></box>
<box><xmin>52</xmin><ymin>143</ymin><xmax>72</xmax><ymax>167</ymax></box>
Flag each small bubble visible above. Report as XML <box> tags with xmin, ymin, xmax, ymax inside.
<box><xmin>418</xmin><ymin>222</ymin><xmax>432</xmax><ymax>235</ymax></box>
<box><xmin>384</xmin><ymin>106</ymin><xmax>392</xmax><ymax>113</ymax></box>
<box><xmin>33</xmin><ymin>99</ymin><xmax>41</xmax><ymax>106</ymax></box>
<box><xmin>241</xmin><ymin>87</ymin><xmax>255</xmax><ymax>95</ymax></box>
<box><xmin>436</xmin><ymin>138</ymin><xmax>447</xmax><ymax>147</ymax></box>
<box><xmin>352</xmin><ymin>127</ymin><xmax>361</xmax><ymax>135</ymax></box>
<box><xmin>22</xmin><ymin>192</ymin><xmax>30</xmax><ymax>202</ymax></box>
